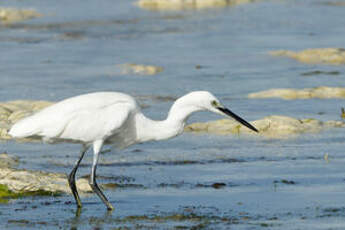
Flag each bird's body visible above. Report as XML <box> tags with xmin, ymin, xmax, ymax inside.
<box><xmin>9</xmin><ymin>91</ymin><xmax>258</xmax><ymax>211</ymax></box>
<box><xmin>10</xmin><ymin>91</ymin><xmax>200</xmax><ymax>148</ymax></box>
<box><xmin>10</xmin><ymin>92</ymin><xmax>139</xmax><ymax>147</ymax></box>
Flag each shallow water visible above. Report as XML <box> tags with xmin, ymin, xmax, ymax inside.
<box><xmin>1</xmin><ymin>0</ymin><xmax>345</xmax><ymax>229</ymax></box>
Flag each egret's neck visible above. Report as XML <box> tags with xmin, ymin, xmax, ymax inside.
<box><xmin>136</xmin><ymin>101</ymin><xmax>201</xmax><ymax>142</ymax></box>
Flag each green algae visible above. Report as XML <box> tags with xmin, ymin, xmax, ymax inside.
<box><xmin>301</xmin><ymin>70</ymin><xmax>340</xmax><ymax>76</ymax></box>
<box><xmin>110</xmin><ymin>212</ymin><xmax>239</xmax><ymax>229</ymax></box>
<box><xmin>101</xmin><ymin>183</ymin><xmax>145</xmax><ymax>190</ymax></box>
<box><xmin>301</xmin><ymin>118</ymin><xmax>317</xmax><ymax>123</ymax></box>
<box><xmin>231</xmin><ymin>124</ymin><xmax>241</xmax><ymax>135</ymax></box>
<box><xmin>0</xmin><ymin>184</ymin><xmax>14</xmax><ymax>203</ymax></box>
<box><xmin>111</xmin><ymin>214</ymin><xmax>212</xmax><ymax>229</ymax></box>
<box><xmin>120</xmin><ymin>213</ymin><xmax>205</xmax><ymax>222</ymax></box>
<box><xmin>0</xmin><ymin>184</ymin><xmax>61</xmax><ymax>204</ymax></box>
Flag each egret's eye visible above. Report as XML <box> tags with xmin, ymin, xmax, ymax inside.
<box><xmin>211</xmin><ymin>100</ymin><xmax>218</xmax><ymax>107</ymax></box>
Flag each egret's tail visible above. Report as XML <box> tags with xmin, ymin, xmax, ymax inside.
<box><xmin>9</xmin><ymin>117</ymin><xmax>40</xmax><ymax>138</ymax></box>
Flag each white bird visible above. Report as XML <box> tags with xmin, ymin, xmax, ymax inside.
<box><xmin>9</xmin><ymin>91</ymin><xmax>258</xmax><ymax>211</ymax></box>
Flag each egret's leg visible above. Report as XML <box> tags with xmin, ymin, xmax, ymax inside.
<box><xmin>68</xmin><ymin>144</ymin><xmax>89</xmax><ymax>208</ymax></box>
<box><xmin>89</xmin><ymin>140</ymin><xmax>114</xmax><ymax>211</ymax></box>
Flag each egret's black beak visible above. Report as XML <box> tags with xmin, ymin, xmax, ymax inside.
<box><xmin>217</xmin><ymin>107</ymin><xmax>258</xmax><ymax>133</ymax></box>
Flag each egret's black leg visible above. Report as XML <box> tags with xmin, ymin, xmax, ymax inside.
<box><xmin>68</xmin><ymin>144</ymin><xmax>89</xmax><ymax>208</ymax></box>
<box><xmin>89</xmin><ymin>140</ymin><xmax>114</xmax><ymax>211</ymax></box>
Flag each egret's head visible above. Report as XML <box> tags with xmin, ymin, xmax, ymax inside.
<box><xmin>187</xmin><ymin>91</ymin><xmax>258</xmax><ymax>133</ymax></box>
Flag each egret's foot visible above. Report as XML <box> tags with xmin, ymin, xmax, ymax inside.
<box><xmin>89</xmin><ymin>182</ymin><xmax>114</xmax><ymax>211</ymax></box>
<box><xmin>106</xmin><ymin>204</ymin><xmax>114</xmax><ymax>211</ymax></box>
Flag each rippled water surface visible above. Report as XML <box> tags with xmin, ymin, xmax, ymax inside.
<box><xmin>1</xmin><ymin>0</ymin><xmax>345</xmax><ymax>229</ymax></box>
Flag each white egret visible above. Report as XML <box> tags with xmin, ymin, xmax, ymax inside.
<box><xmin>9</xmin><ymin>91</ymin><xmax>258</xmax><ymax>210</ymax></box>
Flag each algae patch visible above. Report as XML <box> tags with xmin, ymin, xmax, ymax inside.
<box><xmin>322</xmin><ymin>1</ymin><xmax>345</xmax><ymax>6</ymax></box>
<box><xmin>270</xmin><ymin>48</ymin><xmax>345</xmax><ymax>65</ymax></box>
<box><xmin>101</xmin><ymin>183</ymin><xmax>145</xmax><ymax>190</ymax></box>
<box><xmin>301</xmin><ymin>70</ymin><xmax>340</xmax><ymax>76</ymax></box>
<box><xmin>0</xmin><ymin>184</ymin><xmax>60</xmax><ymax>204</ymax></box>
<box><xmin>112</xmin><ymin>212</ymin><xmax>237</xmax><ymax>229</ymax></box>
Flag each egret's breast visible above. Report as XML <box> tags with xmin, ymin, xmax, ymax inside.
<box><xmin>104</xmin><ymin>114</ymin><xmax>138</xmax><ymax>149</ymax></box>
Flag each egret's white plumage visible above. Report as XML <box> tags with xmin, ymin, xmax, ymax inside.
<box><xmin>9</xmin><ymin>91</ymin><xmax>258</xmax><ymax>210</ymax></box>
<box><xmin>10</xmin><ymin>92</ymin><xmax>137</xmax><ymax>146</ymax></box>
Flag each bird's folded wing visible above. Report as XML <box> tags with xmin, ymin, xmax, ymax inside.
<box><xmin>10</xmin><ymin>101</ymin><xmax>133</xmax><ymax>144</ymax></box>
<box><xmin>51</xmin><ymin>102</ymin><xmax>133</xmax><ymax>143</ymax></box>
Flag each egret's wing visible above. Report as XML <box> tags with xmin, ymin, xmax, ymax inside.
<box><xmin>9</xmin><ymin>92</ymin><xmax>138</xmax><ymax>142</ymax></box>
<box><xmin>56</xmin><ymin>102</ymin><xmax>133</xmax><ymax>143</ymax></box>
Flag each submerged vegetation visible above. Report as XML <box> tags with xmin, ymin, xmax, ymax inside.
<box><xmin>0</xmin><ymin>184</ymin><xmax>60</xmax><ymax>204</ymax></box>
